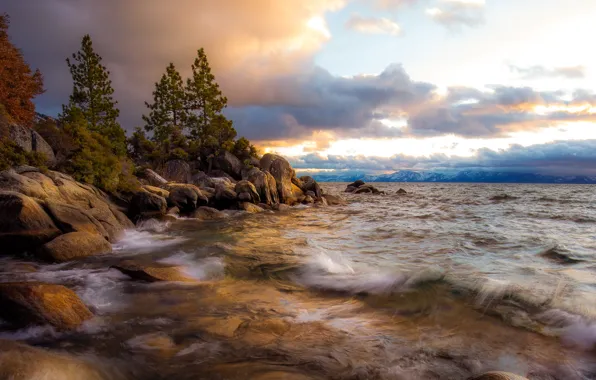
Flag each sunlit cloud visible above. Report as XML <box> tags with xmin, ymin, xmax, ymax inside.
<box><xmin>509</xmin><ymin>64</ymin><xmax>586</xmax><ymax>80</ymax></box>
<box><xmin>345</xmin><ymin>15</ymin><xmax>402</xmax><ymax>36</ymax></box>
<box><xmin>426</xmin><ymin>0</ymin><xmax>485</xmax><ymax>29</ymax></box>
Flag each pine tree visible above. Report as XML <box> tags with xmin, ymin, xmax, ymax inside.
<box><xmin>185</xmin><ymin>48</ymin><xmax>231</xmax><ymax>144</ymax></box>
<box><xmin>0</xmin><ymin>13</ymin><xmax>44</xmax><ymax>126</ymax></box>
<box><xmin>143</xmin><ymin>63</ymin><xmax>188</xmax><ymax>142</ymax></box>
<box><xmin>62</xmin><ymin>34</ymin><xmax>126</xmax><ymax>156</ymax></box>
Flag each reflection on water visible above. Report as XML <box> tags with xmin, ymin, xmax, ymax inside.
<box><xmin>2</xmin><ymin>183</ymin><xmax>596</xmax><ymax>379</ymax></box>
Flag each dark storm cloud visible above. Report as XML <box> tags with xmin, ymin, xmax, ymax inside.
<box><xmin>290</xmin><ymin>140</ymin><xmax>596</xmax><ymax>176</ymax></box>
<box><xmin>509</xmin><ymin>65</ymin><xmax>586</xmax><ymax>80</ymax></box>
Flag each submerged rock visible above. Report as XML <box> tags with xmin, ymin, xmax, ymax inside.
<box><xmin>191</xmin><ymin>206</ymin><xmax>228</xmax><ymax>220</ymax></box>
<box><xmin>38</xmin><ymin>231</ymin><xmax>112</xmax><ymax>262</ymax></box>
<box><xmin>322</xmin><ymin>194</ymin><xmax>347</xmax><ymax>206</ymax></box>
<box><xmin>113</xmin><ymin>260</ymin><xmax>197</xmax><ymax>283</ymax></box>
<box><xmin>396</xmin><ymin>188</ymin><xmax>407</xmax><ymax>195</ymax></box>
<box><xmin>0</xmin><ymin>282</ymin><xmax>92</xmax><ymax>329</ymax></box>
<box><xmin>0</xmin><ymin>191</ymin><xmax>62</xmax><ymax>254</ymax></box>
<box><xmin>239</xmin><ymin>202</ymin><xmax>265</xmax><ymax>213</ymax></box>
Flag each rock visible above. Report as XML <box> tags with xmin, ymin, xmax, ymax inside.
<box><xmin>303</xmin><ymin>195</ymin><xmax>314</xmax><ymax>204</ymax></box>
<box><xmin>0</xmin><ymin>169</ymin><xmax>50</xmax><ymax>199</ymax></box>
<box><xmin>469</xmin><ymin>372</ymin><xmax>528</xmax><ymax>380</ymax></box>
<box><xmin>345</xmin><ymin>186</ymin><xmax>356</xmax><ymax>193</ymax></box>
<box><xmin>38</xmin><ymin>231</ymin><xmax>112</xmax><ymax>262</ymax></box>
<box><xmin>319</xmin><ymin>196</ymin><xmax>328</xmax><ymax>206</ymax></box>
<box><xmin>397</xmin><ymin>188</ymin><xmax>407</xmax><ymax>195</ymax></box>
<box><xmin>43</xmin><ymin>201</ymin><xmax>109</xmax><ymax>240</ymax></box>
<box><xmin>248</xmin><ymin>156</ymin><xmax>261</xmax><ymax>168</ymax></box>
<box><xmin>244</xmin><ymin>168</ymin><xmax>279</xmax><ymax>205</ymax></box>
<box><xmin>0</xmin><ymin>282</ymin><xmax>92</xmax><ymax>329</ymax></box>
<box><xmin>305</xmin><ymin>190</ymin><xmax>316</xmax><ymax>198</ymax></box>
<box><xmin>258</xmin><ymin>203</ymin><xmax>272</xmax><ymax>210</ymax></box>
<box><xmin>128</xmin><ymin>191</ymin><xmax>167</xmax><ymax>221</ymax></box>
<box><xmin>348</xmin><ymin>180</ymin><xmax>365</xmax><ymax>188</ymax></box>
<box><xmin>214</xmin><ymin>184</ymin><xmax>238</xmax><ymax>209</ymax></box>
<box><xmin>213</xmin><ymin>151</ymin><xmax>244</xmax><ymax>180</ymax></box>
<box><xmin>272</xmin><ymin>203</ymin><xmax>291</xmax><ymax>211</ymax></box>
<box><xmin>239</xmin><ymin>202</ymin><xmax>265</xmax><ymax>213</ymax></box>
<box><xmin>0</xmin><ymin>191</ymin><xmax>61</xmax><ymax>254</ymax></box>
<box><xmin>167</xmin><ymin>184</ymin><xmax>208</xmax><ymax>213</ymax></box>
<box><xmin>87</xmin><ymin>204</ymin><xmax>132</xmax><ymax>242</ymax></box>
<box><xmin>162</xmin><ymin>159</ymin><xmax>191</xmax><ymax>183</ymax></box>
<box><xmin>291</xmin><ymin>176</ymin><xmax>305</xmax><ymax>192</ymax></box>
<box><xmin>322</xmin><ymin>194</ymin><xmax>347</xmax><ymax>206</ymax></box>
<box><xmin>300</xmin><ymin>176</ymin><xmax>322</xmax><ymax>198</ymax></box>
<box><xmin>142</xmin><ymin>185</ymin><xmax>169</xmax><ymax>198</ymax></box>
<box><xmin>167</xmin><ymin>206</ymin><xmax>180</xmax><ymax>216</ymax></box>
<box><xmin>0</xmin><ymin>339</ymin><xmax>110</xmax><ymax>379</ymax></box>
<box><xmin>350</xmin><ymin>183</ymin><xmax>381</xmax><ymax>194</ymax></box>
<box><xmin>112</xmin><ymin>260</ymin><xmax>197</xmax><ymax>283</ymax></box>
<box><xmin>142</xmin><ymin>168</ymin><xmax>168</xmax><ymax>187</ymax></box>
<box><xmin>291</xmin><ymin>183</ymin><xmax>305</xmax><ymax>204</ymax></box>
<box><xmin>8</xmin><ymin>124</ymin><xmax>56</xmax><ymax>165</ymax></box>
<box><xmin>354</xmin><ymin>186</ymin><xmax>372</xmax><ymax>194</ymax></box>
<box><xmin>235</xmin><ymin>180</ymin><xmax>260</xmax><ymax>204</ymax></box>
<box><xmin>191</xmin><ymin>171</ymin><xmax>214</xmax><ymax>188</ymax></box>
<box><xmin>191</xmin><ymin>206</ymin><xmax>227</xmax><ymax>220</ymax></box>
<box><xmin>207</xmin><ymin>170</ymin><xmax>237</xmax><ymax>183</ymax></box>
<box><xmin>260</xmin><ymin>154</ymin><xmax>295</xmax><ymax>205</ymax></box>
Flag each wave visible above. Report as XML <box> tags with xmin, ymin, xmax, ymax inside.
<box><xmin>490</xmin><ymin>194</ymin><xmax>519</xmax><ymax>201</ymax></box>
<box><xmin>112</xmin><ymin>228</ymin><xmax>186</xmax><ymax>252</ymax></box>
<box><xmin>538</xmin><ymin>246</ymin><xmax>584</xmax><ymax>265</ymax></box>
<box><xmin>158</xmin><ymin>253</ymin><xmax>225</xmax><ymax>281</ymax></box>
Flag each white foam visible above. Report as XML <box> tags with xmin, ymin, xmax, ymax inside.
<box><xmin>112</xmin><ymin>229</ymin><xmax>186</xmax><ymax>252</ymax></box>
<box><xmin>562</xmin><ymin>321</ymin><xmax>596</xmax><ymax>350</ymax></box>
<box><xmin>158</xmin><ymin>253</ymin><xmax>225</xmax><ymax>281</ymax></box>
<box><xmin>137</xmin><ymin>218</ymin><xmax>171</xmax><ymax>233</ymax></box>
<box><xmin>0</xmin><ymin>325</ymin><xmax>61</xmax><ymax>340</ymax></box>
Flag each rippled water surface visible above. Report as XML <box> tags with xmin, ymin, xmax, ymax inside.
<box><xmin>3</xmin><ymin>183</ymin><xmax>596</xmax><ymax>379</ymax></box>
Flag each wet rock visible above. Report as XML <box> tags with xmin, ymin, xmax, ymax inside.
<box><xmin>162</xmin><ymin>159</ymin><xmax>191</xmax><ymax>183</ymax></box>
<box><xmin>291</xmin><ymin>183</ymin><xmax>305</xmax><ymax>204</ymax></box>
<box><xmin>273</xmin><ymin>203</ymin><xmax>291</xmax><ymax>211</ymax></box>
<box><xmin>239</xmin><ymin>202</ymin><xmax>265</xmax><ymax>213</ymax></box>
<box><xmin>142</xmin><ymin>185</ymin><xmax>169</xmax><ymax>198</ymax></box>
<box><xmin>397</xmin><ymin>188</ymin><xmax>407</xmax><ymax>195</ymax></box>
<box><xmin>167</xmin><ymin>184</ymin><xmax>208</xmax><ymax>213</ymax></box>
<box><xmin>213</xmin><ymin>151</ymin><xmax>244</xmax><ymax>180</ymax></box>
<box><xmin>87</xmin><ymin>204</ymin><xmax>133</xmax><ymax>242</ymax></box>
<box><xmin>345</xmin><ymin>186</ymin><xmax>356</xmax><ymax>193</ymax></box>
<box><xmin>469</xmin><ymin>372</ymin><xmax>528</xmax><ymax>380</ymax></box>
<box><xmin>0</xmin><ymin>339</ymin><xmax>109</xmax><ymax>379</ymax></box>
<box><xmin>167</xmin><ymin>206</ymin><xmax>180</xmax><ymax>216</ymax></box>
<box><xmin>303</xmin><ymin>195</ymin><xmax>315</xmax><ymax>204</ymax></box>
<box><xmin>348</xmin><ymin>180</ymin><xmax>365</xmax><ymax>188</ymax></box>
<box><xmin>260</xmin><ymin>154</ymin><xmax>295</xmax><ymax>205</ymax></box>
<box><xmin>128</xmin><ymin>191</ymin><xmax>167</xmax><ymax>221</ymax></box>
<box><xmin>235</xmin><ymin>180</ymin><xmax>260</xmax><ymax>204</ymax></box>
<box><xmin>191</xmin><ymin>206</ymin><xmax>227</xmax><ymax>220</ymax></box>
<box><xmin>0</xmin><ymin>282</ymin><xmax>92</xmax><ymax>329</ymax></box>
<box><xmin>354</xmin><ymin>185</ymin><xmax>373</xmax><ymax>194</ymax></box>
<box><xmin>322</xmin><ymin>194</ymin><xmax>347</xmax><ymax>206</ymax></box>
<box><xmin>300</xmin><ymin>176</ymin><xmax>322</xmax><ymax>198</ymax></box>
<box><xmin>291</xmin><ymin>176</ymin><xmax>305</xmax><ymax>192</ymax></box>
<box><xmin>244</xmin><ymin>167</ymin><xmax>279</xmax><ymax>205</ymax></box>
<box><xmin>43</xmin><ymin>201</ymin><xmax>109</xmax><ymax>240</ymax></box>
<box><xmin>347</xmin><ymin>182</ymin><xmax>382</xmax><ymax>195</ymax></box>
<box><xmin>38</xmin><ymin>231</ymin><xmax>112</xmax><ymax>262</ymax></box>
<box><xmin>141</xmin><ymin>168</ymin><xmax>168</xmax><ymax>187</ymax></box>
<box><xmin>0</xmin><ymin>191</ymin><xmax>62</xmax><ymax>254</ymax></box>
<box><xmin>214</xmin><ymin>184</ymin><xmax>238</xmax><ymax>209</ymax></box>
<box><xmin>112</xmin><ymin>260</ymin><xmax>197</xmax><ymax>283</ymax></box>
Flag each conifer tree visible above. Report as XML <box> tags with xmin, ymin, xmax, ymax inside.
<box><xmin>143</xmin><ymin>63</ymin><xmax>188</xmax><ymax>142</ymax></box>
<box><xmin>62</xmin><ymin>34</ymin><xmax>126</xmax><ymax>156</ymax></box>
<box><xmin>0</xmin><ymin>13</ymin><xmax>44</xmax><ymax>126</ymax></box>
<box><xmin>185</xmin><ymin>48</ymin><xmax>232</xmax><ymax>145</ymax></box>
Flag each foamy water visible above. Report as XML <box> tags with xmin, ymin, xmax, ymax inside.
<box><xmin>2</xmin><ymin>183</ymin><xmax>596</xmax><ymax>379</ymax></box>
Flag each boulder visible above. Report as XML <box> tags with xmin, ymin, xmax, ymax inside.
<box><xmin>128</xmin><ymin>191</ymin><xmax>167</xmax><ymax>221</ymax></box>
<box><xmin>348</xmin><ymin>180</ymin><xmax>365</xmax><ymax>188</ymax></box>
<box><xmin>248</xmin><ymin>156</ymin><xmax>261</xmax><ymax>168</ymax></box>
<box><xmin>43</xmin><ymin>201</ymin><xmax>109</xmax><ymax>240</ymax></box>
<box><xmin>191</xmin><ymin>171</ymin><xmax>214</xmax><ymax>188</ymax></box>
<box><xmin>300</xmin><ymin>176</ymin><xmax>323</xmax><ymax>198</ymax></box>
<box><xmin>345</xmin><ymin>186</ymin><xmax>356</xmax><ymax>193</ymax></box>
<box><xmin>244</xmin><ymin>168</ymin><xmax>279</xmax><ymax>205</ymax></box>
<box><xmin>112</xmin><ymin>260</ymin><xmax>196</xmax><ymax>283</ymax></box>
<box><xmin>0</xmin><ymin>340</ymin><xmax>108</xmax><ymax>380</ymax></box>
<box><xmin>167</xmin><ymin>184</ymin><xmax>208</xmax><ymax>213</ymax></box>
<box><xmin>8</xmin><ymin>124</ymin><xmax>56</xmax><ymax>165</ymax></box>
<box><xmin>0</xmin><ymin>170</ymin><xmax>50</xmax><ymax>199</ymax></box>
<box><xmin>0</xmin><ymin>282</ymin><xmax>92</xmax><ymax>329</ymax></box>
<box><xmin>397</xmin><ymin>188</ymin><xmax>407</xmax><ymax>195</ymax></box>
<box><xmin>142</xmin><ymin>185</ymin><xmax>169</xmax><ymax>198</ymax></box>
<box><xmin>142</xmin><ymin>168</ymin><xmax>168</xmax><ymax>187</ymax></box>
<box><xmin>354</xmin><ymin>186</ymin><xmax>372</xmax><ymax>194</ymax></box>
<box><xmin>272</xmin><ymin>203</ymin><xmax>291</xmax><ymax>211</ymax></box>
<box><xmin>304</xmin><ymin>195</ymin><xmax>314</xmax><ymax>204</ymax></box>
<box><xmin>260</xmin><ymin>154</ymin><xmax>294</xmax><ymax>205</ymax></box>
<box><xmin>207</xmin><ymin>170</ymin><xmax>237</xmax><ymax>182</ymax></box>
<box><xmin>162</xmin><ymin>159</ymin><xmax>191</xmax><ymax>183</ymax></box>
<box><xmin>38</xmin><ymin>231</ymin><xmax>112</xmax><ymax>262</ymax></box>
<box><xmin>214</xmin><ymin>184</ymin><xmax>237</xmax><ymax>209</ymax></box>
<box><xmin>235</xmin><ymin>180</ymin><xmax>260</xmax><ymax>204</ymax></box>
<box><xmin>0</xmin><ymin>191</ymin><xmax>61</xmax><ymax>254</ymax></box>
<box><xmin>322</xmin><ymin>194</ymin><xmax>347</xmax><ymax>206</ymax></box>
<box><xmin>291</xmin><ymin>183</ymin><xmax>305</xmax><ymax>204</ymax></box>
<box><xmin>239</xmin><ymin>202</ymin><xmax>265</xmax><ymax>213</ymax></box>
<box><xmin>213</xmin><ymin>151</ymin><xmax>244</xmax><ymax>180</ymax></box>
<box><xmin>291</xmin><ymin>176</ymin><xmax>305</xmax><ymax>192</ymax></box>
<box><xmin>191</xmin><ymin>206</ymin><xmax>228</xmax><ymax>220</ymax></box>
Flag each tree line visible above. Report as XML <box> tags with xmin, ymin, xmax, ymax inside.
<box><xmin>0</xmin><ymin>13</ymin><xmax>257</xmax><ymax>191</ymax></box>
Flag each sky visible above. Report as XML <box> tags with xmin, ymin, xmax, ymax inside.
<box><xmin>4</xmin><ymin>0</ymin><xmax>596</xmax><ymax>176</ymax></box>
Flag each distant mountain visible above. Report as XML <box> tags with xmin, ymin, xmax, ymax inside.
<box><xmin>311</xmin><ymin>170</ymin><xmax>596</xmax><ymax>184</ymax></box>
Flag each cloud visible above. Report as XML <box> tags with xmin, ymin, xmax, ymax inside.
<box><xmin>3</xmin><ymin>0</ymin><xmax>344</xmax><ymax>129</ymax></box>
<box><xmin>509</xmin><ymin>65</ymin><xmax>586</xmax><ymax>80</ymax></box>
<box><xmin>368</xmin><ymin>0</ymin><xmax>419</xmax><ymax>9</ymax></box>
<box><xmin>345</xmin><ymin>15</ymin><xmax>402</xmax><ymax>36</ymax></box>
<box><xmin>289</xmin><ymin>140</ymin><xmax>596</xmax><ymax>176</ymax></box>
<box><xmin>426</xmin><ymin>0</ymin><xmax>485</xmax><ymax>29</ymax></box>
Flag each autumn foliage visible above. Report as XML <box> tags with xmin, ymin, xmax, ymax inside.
<box><xmin>0</xmin><ymin>14</ymin><xmax>44</xmax><ymax>126</ymax></box>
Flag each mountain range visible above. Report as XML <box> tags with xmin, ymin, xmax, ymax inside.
<box><xmin>310</xmin><ymin>170</ymin><xmax>596</xmax><ymax>184</ymax></box>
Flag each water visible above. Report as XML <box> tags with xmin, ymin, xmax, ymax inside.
<box><xmin>2</xmin><ymin>183</ymin><xmax>596</xmax><ymax>379</ymax></box>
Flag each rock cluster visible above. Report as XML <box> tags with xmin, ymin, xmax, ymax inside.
<box><xmin>344</xmin><ymin>180</ymin><xmax>384</xmax><ymax>195</ymax></box>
